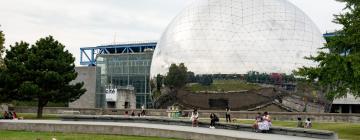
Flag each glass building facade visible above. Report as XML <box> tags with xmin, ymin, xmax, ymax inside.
<box><xmin>96</xmin><ymin>51</ymin><xmax>153</xmax><ymax>108</ymax></box>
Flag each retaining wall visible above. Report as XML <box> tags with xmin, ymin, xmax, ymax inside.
<box><xmin>13</xmin><ymin>106</ymin><xmax>360</xmax><ymax>123</ymax></box>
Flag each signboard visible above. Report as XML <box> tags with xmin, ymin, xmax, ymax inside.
<box><xmin>105</xmin><ymin>88</ymin><xmax>117</xmax><ymax>102</ymax></box>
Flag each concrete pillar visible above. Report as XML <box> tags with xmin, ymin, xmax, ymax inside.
<box><xmin>349</xmin><ymin>105</ymin><xmax>352</xmax><ymax>114</ymax></box>
<box><xmin>339</xmin><ymin>105</ymin><xmax>342</xmax><ymax>113</ymax></box>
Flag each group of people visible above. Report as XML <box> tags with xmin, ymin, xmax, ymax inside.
<box><xmin>1</xmin><ymin>111</ymin><xmax>18</xmax><ymax>120</ymax></box>
<box><xmin>297</xmin><ymin>117</ymin><xmax>312</xmax><ymax>128</ymax></box>
<box><xmin>124</xmin><ymin>105</ymin><xmax>146</xmax><ymax>117</ymax></box>
<box><xmin>190</xmin><ymin>107</ymin><xmax>231</xmax><ymax>129</ymax></box>
<box><xmin>253</xmin><ymin>112</ymin><xmax>272</xmax><ymax>132</ymax></box>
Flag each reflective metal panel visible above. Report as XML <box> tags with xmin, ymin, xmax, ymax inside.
<box><xmin>151</xmin><ymin>0</ymin><xmax>325</xmax><ymax>76</ymax></box>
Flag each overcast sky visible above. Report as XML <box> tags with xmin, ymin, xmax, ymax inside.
<box><xmin>0</xmin><ymin>0</ymin><xmax>345</xmax><ymax>65</ymax></box>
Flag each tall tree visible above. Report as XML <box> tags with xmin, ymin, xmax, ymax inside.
<box><xmin>164</xmin><ymin>63</ymin><xmax>188</xmax><ymax>88</ymax></box>
<box><xmin>0</xmin><ymin>28</ymin><xmax>5</xmax><ymax>68</ymax></box>
<box><xmin>1</xmin><ymin>36</ymin><xmax>86</xmax><ymax>118</ymax></box>
<box><xmin>295</xmin><ymin>0</ymin><xmax>360</xmax><ymax>100</ymax></box>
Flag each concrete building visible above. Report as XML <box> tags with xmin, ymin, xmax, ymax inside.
<box><xmin>72</xmin><ymin>41</ymin><xmax>156</xmax><ymax>109</ymax></box>
<box><xmin>104</xmin><ymin>86</ymin><xmax>136</xmax><ymax>109</ymax></box>
<box><xmin>69</xmin><ymin>67</ymin><xmax>96</xmax><ymax>108</ymax></box>
<box><xmin>332</xmin><ymin>94</ymin><xmax>360</xmax><ymax>113</ymax></box>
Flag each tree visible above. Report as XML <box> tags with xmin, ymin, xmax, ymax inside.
<box><xmin>164</xmin><ymin>63</ymin><xmax>188</xmax><ymax>88</ymax></box>
<box><xmin>0</xmin><ymin>36</ymin><xmax>86</xmax><ymax>118</ymax></box>
<box><xmin>0</xmin><ymin>28</ymin><xmax>5</xmax><ymax>68</ymax></box>
<box><xmin>295</xmin><ymin>0</ymin><xmax>360</xmax><ymax>99</ymax></box>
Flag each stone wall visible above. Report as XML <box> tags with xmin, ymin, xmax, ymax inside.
<box><xmin>14</xmin><ymin>106</ymin><xmax>360</xmax><ymax>123</ymax></box>
<box><xmin>0</xmin><ymin>104</ymin><xmax>8</xmax><ymax>112</ymax></box>
<box><xmin>282</xmin><ymin>95</ymin><xmax>325</xmax><ymax>113</ymax></box>
<box><xmin>69</xmin><ymin>66</ymin><xmax>96</xmax><ymax>108</ymax></box>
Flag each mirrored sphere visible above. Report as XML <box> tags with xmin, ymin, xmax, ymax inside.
<box><xmin>151</xmin><ymin>0</ymin><xmax>325</xmax><ymax>77</ymax></box>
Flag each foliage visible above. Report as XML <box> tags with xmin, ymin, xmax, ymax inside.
<box><xmin>0</xmin><ymin>36</ymin><xmax>86</xmax><ymax>118</ymax></box>
<box><xmin>164</xmin><ymin>63</ymin><xmax>188</xmax><ymax>88</ymax></box>
<box><xmin>185</xmin><ymin>80</ymin><xmax>260</xmax><ymax>92</ymax></box>
<box><xmin>195</xmin><ymin>75</ymin><xmax>213</xmax><ymax>86</ymax></box>
<box><xmin>295</xmin><ymin>0</ymin><xmax>360</xmax><ymax>99</ymax></box>
<box><xmin>155</xmin><ymin>74</ymin><xmax>164</xmax><ymax>91</ymax></box>
<box><xmin>244</xmin><ymin>71</ymin><xmax>296</xmax><ymax>85</ymax></box>
<box><xmin>186</xmin><ymin>71</ymin><xmax>196</xmax><ymax>83</ymax></box>
<box><xmin>0</xmin><ymin>29</ymin><xmax>5</xmax><ymax>68</ymax></box>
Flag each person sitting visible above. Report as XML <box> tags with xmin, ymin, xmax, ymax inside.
<box><xmin>304</xmin><ymin>118</ymin><xmax>312</xmax><ymax>128</ymax></box>
<box><xmin>140</xmin><ymin>105</ymin><xmax>146</xmax><ymax>116</ymax></box>
<box><xmin>12</xmin><ymin>112</ymin><xmax>17</xmax><ymax>120</ymax></box>
<box><xmin>209</xmin><ymin>113</ymin><xmax>219</xmax><ymax>129</ymax></box>
<box><xmin>131</xmin><ymin>110</ymin><xmax>135</xmax><ymax>117</ymax></box>
<box><xmin>3</xmin><ymin>111</ymin><xmax>9</xmax><ymax>119</ymax></box>
<box><xmin>253</xmin><ymin>112</ymin><xmax>263</xmax><ymax>132</ymax></box>
<box><xmin>258</xmin><ymin>112</ymin><xmax>271</xmax><ymax>132</ymax></box>
<box><xmin>297</xmin><ymin>117</ymin><xmax>304</xmax><ymax>128</ymax></box>
<box><xmin>190</xmin><ymin>108</ymin><xmax>199</xmax><ymax>127</ymax></box>
<box><xmin>8</xmin><ymin>112</ymin><xmax>14</xmax><ymax>119</ymax></box>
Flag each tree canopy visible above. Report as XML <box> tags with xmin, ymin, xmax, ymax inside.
<box><xmin>295</xmin><ymin>0</ymin><xmax>360</xmax><ymax>100</ymax></box>
<box><xmin>164</xmin><ymin>63</ymin><xmax>188</xmax><ymax>88</ymax></box>
<box><xmin>0</xmin><ymin>28</ymin><xmax>5</xmax><ymax>68</ymax></box>
<box><xmin>0</xmin><ymin>36</ymin><xmax>86</xmax><ymax>118</ymax></box>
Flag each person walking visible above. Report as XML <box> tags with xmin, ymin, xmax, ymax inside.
<box><xmin>225</xmin><ymin>107</ymin><xmax>231</xmax><ymax>123</ymax></box>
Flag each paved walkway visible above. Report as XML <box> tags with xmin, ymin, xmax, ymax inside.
<box><xmin>0</xmin><ymin>120</ymin><xmax>323</xmax><ymax>140</ymax></box>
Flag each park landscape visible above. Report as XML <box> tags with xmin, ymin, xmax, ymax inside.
<box><xmin>1</xmin><ymin>0</ymin><xmax>360</xmax><ymax>140</ymax></box>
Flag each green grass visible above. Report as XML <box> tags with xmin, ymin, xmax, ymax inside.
<box><xmin>10</xmin><ymin>113</ymin><xmax>360</xmax><ymax>139</ymax></box>
<box><xmin>0</xmin><ymin>130</ymin><xmax>179</xmax><ymax>140</ymax></box>
<box><xmin>17</xmin><ymin>113</ymin><xmax>60</xmax><ymax>120</ymax></box>
<box><xmin>185</xmin><ymin>80</ymin><xmax>261</xmax><ymax>92</ymax></box>
<box><xmin>230</xmin><ymin>119</ymin><xmax>360</xmax><ymax>140</ymax></box>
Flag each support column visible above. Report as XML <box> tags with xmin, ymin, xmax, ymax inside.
<box><xmin>349</xmin><ymin>105</ymin><xmax>352</xmax><ymax>114</ymax></box>
<box><xmin>339</xmin><ymin>105</ymin><xmax>342</xmax><ymax>113</ymax></box>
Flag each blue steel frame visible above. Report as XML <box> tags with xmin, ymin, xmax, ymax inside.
<box><xmin>80</xmin><ymin>41</ymin><xmax>157</xmax><ymax>65</ymax></box>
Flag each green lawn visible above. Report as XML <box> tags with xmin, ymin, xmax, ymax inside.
<box><xmin>185</xmin><ymin>80</ymin><xmax>261</xmax><ymax>92</ymax></box>
<box><xmin>233</xmin><ymin>119</ymin><xmax>360</xmax><ymax>140</ymax></box>
<box><xmin>12</xmin><ymin>113</ymin><xmax>360</xmax><ymax>140</ymax></box>
<box><xmin>17</xmin><ymin>113</ymin><xmax>60</xmax><ymax>120</ymax></box>
<box><xmin>0</xmin><ymin>130</ymin><xmax>180</xmax><ymax>140</ymax></box>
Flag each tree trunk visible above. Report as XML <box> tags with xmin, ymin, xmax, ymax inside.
<box><xmin>37</xmin><ymin>101</ymin><xmax>44</xmax><ymax>118</ymax></box>
<box><xmin>37</xmin><ymin>99</ymin><xmax>48</xmax><ymax>118</ymax></box>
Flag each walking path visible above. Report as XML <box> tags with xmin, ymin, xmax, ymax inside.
<box><xmin>0</xmin><ymin>120</ymin><xmax>326</xmax><ymax>140</ymax></box>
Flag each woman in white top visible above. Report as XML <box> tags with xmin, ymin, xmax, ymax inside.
<box><xmin>305</xmin><ymin>118</ymin><xmax>312</xmax><ymax>128</ymax></box>
<box><xmin>259</xmin><ymin>112</ymin><xmax>271</xmax><ymax>131</ymax></box>
<box><xmin>191</xmin><ymin>108</ymin><xmax>199</xmax><ymax>127</ymax></box>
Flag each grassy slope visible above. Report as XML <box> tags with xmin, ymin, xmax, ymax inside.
<box><xmin>185</xmin><ymin>80</ymin><xmax>261</xmax><ymax>92</ymax></box>
<box><xmin>0</xmin><ymin>130</ymin><xmax>179</xmax><ymax>140</ymax></box>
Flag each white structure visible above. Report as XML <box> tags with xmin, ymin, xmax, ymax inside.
<box><xmin>105</xmin><ymin>86</ymin><xmax>136</xmax><ymax>109</ymax></box>
<box><xmin>151</xmin><ymin>0</ymin><xmax>325</xmax><ymax>76</ymax></box>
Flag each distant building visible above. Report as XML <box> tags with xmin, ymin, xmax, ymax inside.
<box><xmin>104</xmin><ymin>86</ymin><xmax>136</xmax><ymax>109</ymax></box>
<box><xmin>332</xmin><ymin>94</ymin><xmax>360</xmax><ymax>113</ymax></box>
<box><xmin>70</xmin><ymin>41</ymin><xmax>156</xmax><ymax>109</ymax></box>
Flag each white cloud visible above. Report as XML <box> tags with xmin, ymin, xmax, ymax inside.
<box><xmin>0</xmin><ymin>0</ymin><xmax>345</xmax><ymax>65</ymax></box>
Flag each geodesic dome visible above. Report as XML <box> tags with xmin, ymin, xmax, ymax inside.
<box><xmin>150</xmin><ymin>0</ymin><xmax>325</xmax><ymax>76</ymax></box>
